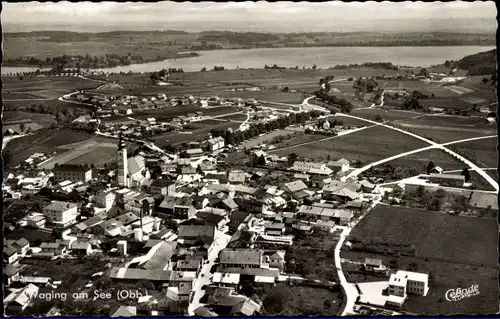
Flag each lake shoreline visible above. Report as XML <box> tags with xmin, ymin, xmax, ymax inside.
<box><xmin>2</xmin><ymin>46</ymin><xmax>494</xmax><ymax>75</ymax></box>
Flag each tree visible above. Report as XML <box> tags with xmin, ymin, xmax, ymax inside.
<box><xmin>2</xmin><ymin>150</ymin><xmax>13</xmax><ymax>168</ymax></box>
<box><xmin>287</xmin><ymin>153</ymin><xmax>298</xmax><ymax>166</ymax></box>
<box><xmin>461</xmin><ymin>168</ymin><xmax>471</xmax><ymax>182</ymax></box>
<box><xmin>312</xmin><ymin>64</ymin><xmax>317</xmax><ymax>70</ymax></box>
<box><xmin>257</xmin><ymin>155</ymin><xmax>266</xmax><ymax>166</ymax></box>
<box><xmin>201</xmin><ymin>67</ymin><xmax>207</xmax><ymax>72</ymax></box>
<box><xmin>482</xmin><ymin>77</ymin><xmax>489</xmax><ymax>83</ymax></box>
<box><xmin>426</xmin><ymin>161</ymin><xmax>435</xmax><ymax>174</ymax></box>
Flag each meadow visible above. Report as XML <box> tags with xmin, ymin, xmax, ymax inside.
<box><xmin>342</xmin><ymin>205</ymin><xmax>498</xmax><ymax>315</ymax></box>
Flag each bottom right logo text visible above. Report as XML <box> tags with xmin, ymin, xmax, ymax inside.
<box><xmin>445</xmin><ymin>284</ymin><xmax>480</xmax><ymax>302</ymax></box>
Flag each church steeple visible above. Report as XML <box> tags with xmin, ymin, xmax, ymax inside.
<box><xmin>118</xmin><ymin>132</ymin><xmax>126</xmax><ymax>151</ymax></box>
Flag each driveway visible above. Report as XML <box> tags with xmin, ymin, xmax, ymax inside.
<box><xmin>188</xmin><ymin>230</ymin><xmax>231</xmax><ymax>315</ymax></box>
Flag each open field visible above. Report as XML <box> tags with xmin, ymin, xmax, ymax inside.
<box><xmin>342</xmin><ymin>205</ymin><xmax>498</xmax><ymax>315</ymax></box>
<box><xmin>38</xmin><ymin>135</ymin><xmax>137</xmax><ymax>169</ymax></box>
<box><xmin>260</xmin><ymin>284</ymin><xmax>343</xmax><ymax>316</ymax></box>
<box><xmin>451</xmin><ymin>137</ymin><xmax>497</xmax><ymax>168</ymax></box>
<box><xmin>216</xmin><ymin>113</ymin><xmax>248</xmax><ymax>121</ymax></box>
<box><xmin>213</xmin><ymin>88</ymin><xmax>304</xmax><ymax>104</ymax></box>
<box><xmin>241</xmin><ymin>129</ymin><xmax>299</xmax><ymax>148</ymax></box>
<box><xmin>133</xmin><ymin>105</ymin><xmax>238</xmax><ymax>122</ymax></box>
<box><xmin>486</xmin><ymin>169</ymin><xmax>497</xmax><ymax>182</ymax></box>
<box><xmin>153</xmin><ymin>121</ymin><xmax>241</xmax><ymax>147</ymax></box>
<box><xmin>351</xmin><ymin>108</ymin><xmax>420</xmax><ymax>122</ymax></box>
<box><xmin>4</xmin><ymin>129</ymin><xmax>94</xmax><ymax>165</ymax></box>
<box><xmin>3</xmin><ymin>111</ymin><xmax>57</xmax><ymax>132</ymax></box>
<box><xmin>392</xmin><ymin>115</ymin><xmax>496</xmax><ymax>143</ymax></box>
<box><xmin>384</xmin><ymin>148</ymin><xmax>467</xmax><ymax>173</ymax></box>
<box><xmin>3</xmin><ymin>76</ymin><xmax>99</xmax><ymax>99</ymax></box>
<box><xmin>273</xmin><ymin>125</ymin><xmax>428</xmax><ymax>164</ymax></box>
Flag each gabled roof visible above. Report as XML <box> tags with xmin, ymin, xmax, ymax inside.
<box><xmin>219</xmin><ymin>248</ymin><xmax>262</xmax><ymax>265</ymax></box>
<box><xmin>71</xmin><ymin>241</ymin><xmax>91</xmax><ymax>250</ymax></box>
<box><xmin>43</xmin><ymin>201</ymin><xmax>77</xmax><ymax>212</ymax></box>
<box><xmin>4</xmin><ymin>245</ymin><xmax>18</xmax><ymax>256</ymax></box>
<box><xmin>284</xmin><ymin>180</ymin><xmax>308</xmax><ymax>193</ymax></box>
<box><xmin>178</xmin><ymin>225</ymin><xmax>216</xmax><ymax>239</ymax></box>
<box><xmin>111</xmin><ymin>306</ymin><xmax>137</xmax><ymax>317</ymax></box>
<box><xmin>228</xmin><ymin>172</ymin><xmax>246</xmax><ymax>183</ymax></box>
<box><xmin>14</xmin><ymin>238</ymin><xmax>29</xmax><ymax>248</ymax></box>
<box><xmin>127</xmin><ymin>155</ymin><xmax>145</xmax><ymax>175</ymax></box>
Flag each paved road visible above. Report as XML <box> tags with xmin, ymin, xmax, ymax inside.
<box><xmin>338</xmin><ymin>113</ymin><xmax>499</xmax><ymax>192</ymax></box>
<box><xmin>188</xmin><ymin>230</ymin><xmax>231</xmax><ymax>315</ymax></box>
<box><xmin>441</xmin><ymin>135</ymin><xmax>497</xmax><ymax>146</ymax></box>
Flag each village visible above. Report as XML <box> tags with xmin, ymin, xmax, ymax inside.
<box><xmin>5</xmin><ymin>106</ymin><xmax>497</xmax><ymax>317</ymax></box>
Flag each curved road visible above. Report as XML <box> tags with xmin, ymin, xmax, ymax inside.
<box><xmin>337</xmin><ymin>113</ymin><xmax>499</xmax><ymax>191</ymax></box>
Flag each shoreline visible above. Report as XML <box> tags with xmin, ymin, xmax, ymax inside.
<box><xmin>2</xmin><ymin>52</ymin><xmax>200</xmax><ymax>69</ymax></box>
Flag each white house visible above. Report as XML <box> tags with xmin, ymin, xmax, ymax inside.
<box><xmin>94</xmin><ymin>190</ymin><xmax>117</xmax><ymax>212</ymax></box>
<box><xmin>42</xmin><ymin>201</ymin><xmax>79</xmax><ymax>227</ymax></box>
<box><xmin>389</xmin><ymin>270</ymin><xmax>429</xmax><ymax>299</ymax></box>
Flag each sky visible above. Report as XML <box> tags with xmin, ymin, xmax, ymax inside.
<box><xmin>2</xmin><ymin>1</ymin><xmax>497</xmax><ymax>33</ymax></box>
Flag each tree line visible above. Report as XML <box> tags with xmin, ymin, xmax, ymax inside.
<box><xmin>209</xmin><ymin>110</ymin><xmax>323</xmax><ymax>146</ymax></box>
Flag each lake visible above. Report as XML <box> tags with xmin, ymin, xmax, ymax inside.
<box><xmin>2</xmin><ymin>46</ymin><xmax>494</xmax><ymax>75</ymax></box>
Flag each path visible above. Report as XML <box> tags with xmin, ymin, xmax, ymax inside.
<box><xmin>188</xmin><ymin>230</ymin><xmax>231</xmax><ymax>315</ymax></box>
<box><xmin>334</xmin><ymin>195</ymin><xmax>382</xmax><ymax>316</ymax></box>
<box><xmin>337</xmin><ymin>113</ymin><xmax>499</xmax><ymax>192</ymax></box>
<box><xmin>237</xmin><ymin>111</ymin><xmax>251</xmax><ymax>131</ymax></box>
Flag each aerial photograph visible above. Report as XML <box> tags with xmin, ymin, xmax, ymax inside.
<box><xmin>1</xmin><ymin>1</ymin><xmax>498</xmax><ymax>317</ymax></box>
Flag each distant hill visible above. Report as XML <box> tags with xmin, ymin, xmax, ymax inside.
<box><xmin>456</xmin><ymin>49</ymin><xmax>497</xmax><ymax>76</ymax></box>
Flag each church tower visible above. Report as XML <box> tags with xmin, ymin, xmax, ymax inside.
<box><xmin>117</xmin><ymin>133</ymin><xmax>129</xmax><ymax>187</ymax></box>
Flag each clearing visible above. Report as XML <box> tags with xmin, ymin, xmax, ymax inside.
<box><xmin>342</xmin><ymin>205</ymin><xmax>498</xmax><ymax>315</ymax></box>
<box><xmin>273</xmin><ymin>125</ymin><xmax>428</xmax><ymax>164</ymax></box>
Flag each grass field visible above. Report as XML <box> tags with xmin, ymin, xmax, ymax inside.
<box><xmin>37</xmin><ymin>135</ymin><xmax>137</xmax><ymax>169</ymax></box>
<box><xmin>451</xmin><ymin>137</ymin><xmax>497</xmax><ymax>168</ymax></box>
<box><xmin>392</xmin><ymin>115</ymin><xmax>497</xmax><ymax>143</ymax></box>
<box><xmin>153</xmin><ymin>121</ymin><xmax>240</xmax><ymax>147</ymax></box>
<box><xmin>241</xmin><ymin>129</ymin><xmax>300</xmax><ymax>148</ymax></box>
<box><xmin>351</xmin><ymin>108</ymin><xmax>420</xmax><ymax>122</ymax></box>
<box><xmin>133</xmin><ymin>105</ymin><xmax>238</xmax><ymax>122</ymax></box>
<box><xmin>342</xmin><ymin>205</ymin><xmax>498</xmax><ymax>315</ymax></box>
<box><xmin>209</xmin><ymin>87</ymin><xmax>304</xmax><ymax>104</ymax></box>
<box><xmin>384</xmin><ymin>148</ymin><xmax>467</xmax><ymax>173</ymax></box>
<box><xmin>3</xmin><ymin>111</ymin><xmax>57</xmax><ymax>132</ymax></box>
<box><xmin>261</xmin><ymin>285</ymin><xmax>343</xmax><ymax>316</ymax></box>
<box><xmin>216</xmin><ymin>113</ymin><xmax>248</xmax><ymax>121</ymax></box>
<box><xmin>3</xmin><ymin>76</ymin><xmax>99</xmax><ymax>99</ymax></box>
<box><xmin>273</xmin><ymin>125</ymin><xmax>428</xmax><ymax>164</ymax></box>
<box><xmin>5</xmin><ymin>129</ymin><xmax>94</xmax><ymax>165</ymax></box>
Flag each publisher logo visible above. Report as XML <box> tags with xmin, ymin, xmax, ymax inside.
<box><xmin>445</xmin><ymin>284</ymin><xmax>480</xmax><ymax>302</ymax></box>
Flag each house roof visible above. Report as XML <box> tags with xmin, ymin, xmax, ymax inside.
<box><xmin>178</xmin><ymin>225</ymin><xmax>215</xmax><ymax>239</ymax></box>
<box><xmin>4</xmin><ymin>245</ymin><xmax>18</xmax><ymax>256</ymax></box>
<box><xmin>109</xmin><ymin>267</ymin><xmax>172</xmax><ymax>281</ymax></box>
<box><xmin>111</xmin><ymin>306</ymin><xmax>137</xmax><ymax>317</ymax></box>
<box><xmin>151</xmin><ymin>179</ymin><xmax>175</xmax><ymax>187</ymax></box>
<box><xmin>116</xmin><ymin>212</ymin><xmax>140</xmax><ymax>225</ymax></box>
<box><xmin>127</xmin><ymin>155</ymin><xmax>145</xmax><ymax>175</ymax></box>
<box><xmin>194</xmin><ymin>306</ymin><xmax>219</xmax><ymax>317</ymax></box>
<box><xmin>14</xmin><ymin>238</ymin><xmax>29</xmax><ymax>248</ymax></box>
<box><xmin>4</xmin><ymin>264</ymin><xmax>20</xmax><ymax>277</ymax></box>
<box><xmin>143</xmin><ymin>241</ymin><xmax>176</xmax><ymax>270</ymax></box>
<box><xmin>269</xmin><ymin>251</ymin><xmax>285</xmax><ymax>261</ymax></box>
<box><xmin>284</xmin><ymin>180</ymin><xmax>308</xmax><ymax>193</ymax></box>
<box><xmin>231</xmin><ymin>297</ymin><xmax>261</xmax><ymax>316</ymax></box>
<box><xmin>228</xmin><ymin>172</ymin><xmax>246</xmax><ymax>183</ymax></box>
<box><xmin>221</xmin><ymin>197</ymin><xmax>239</xmax><ymax>210</ymax></box>
<box><xmin>365</xmin><ymin>258</ymin><xmax>383</xmax><ymax>267</ymax></box>
<box><xmin>43</xmin><ymin>201</ymin><xmax>77</xmax><ymax>212</ymax></box>
<box><xmin>429</xmin><ymin>173</ymin><xmax>465</xmax><ymax>181</ymax></box>
<box><xmin>71</xmin><ymin>241</ymin><xmax>91</xmax><ymax>250</ymax></box>
<box><xmin>219</xmin><ymin>248</ymin><xmax>262</xmax><ymax>265</ymax></box>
